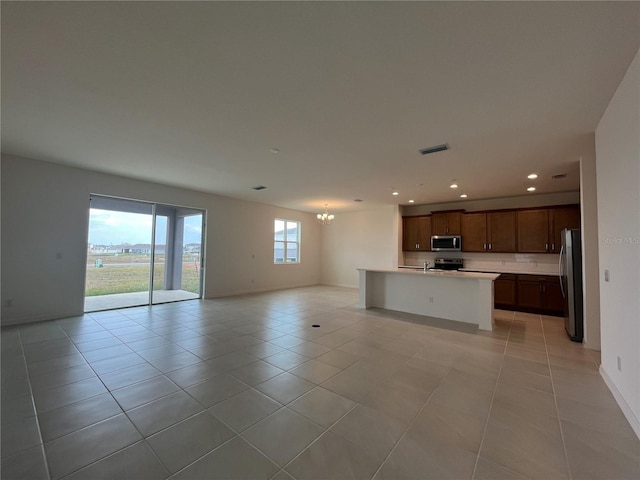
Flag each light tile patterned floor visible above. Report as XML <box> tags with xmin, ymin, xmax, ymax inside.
<box><xmin>1</xmin><ymin>286</ymin><xmax>638</xmax><ymax>479</ymax></box>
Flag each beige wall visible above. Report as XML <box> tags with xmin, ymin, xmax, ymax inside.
<box><xmin>579</xmin><ymin>136</ymin><xmax>601</xmax><ymax>350</ymax></box>
<box><xmin>320</xmin><ymin>205</ymin><xmax>400</xmax><ymax>288</ymax></box>
<box><xmin>1</xmin><ymin>155</ymin><xmax>322</xmax><ymax>325</ymax></box>
<box><xmin>595</xmin><ymin>47</ymin><xmax>640</xmax><ymax>437</ymax></box>
<box><xmin>402</xmin><ymin>191</ymin><xmax>581</xmax><ymax>216</ymax></box>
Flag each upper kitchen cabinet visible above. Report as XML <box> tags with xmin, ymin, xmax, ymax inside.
<box><xmin>431</xmin><ymin>210</ymin><xmax>463</xmax><ymax>235</ymax></box>
<box><xmin>461</xmin><ymin>211</ymin><xmax>516</xmax><ymax>252</ymax></box>
<box><xmin>517</xmin><ymin>209</ymin><xmax>549</xmax><ymax>252</ymax></box>
<box><xmin>548</xmin><ymin>207</ymin><xmax>581</xmax><ymax>253</ymax></box>
<box><xmin>461</xmin><ymin>213</ymin><xmax>487</xmax><ymax>252</ymax></box>
<box><xmin>402</xmin><ymin>215</ymin><xmax>431</xmax><ymax>251</ymax></box>
<box><xmin>517</xmin><ymin>206</ymin><xmax>580</xmax><ymax>253</ymax></box>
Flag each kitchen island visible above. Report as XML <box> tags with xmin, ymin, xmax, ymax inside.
<box><xmin>358</xmin><ymin>268</ymin><xmax>500</xmax><ymax>331</ymax></box>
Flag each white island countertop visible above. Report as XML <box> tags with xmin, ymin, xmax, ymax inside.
<box><xmin>357</xmin><ymin>268</ymin><xmax>499</xmax><ymax>331</ymax></box>
<box><xmin>378</xmin><ymin>267</ymin><xmax>500</xmax><ymax>280</ymax></box>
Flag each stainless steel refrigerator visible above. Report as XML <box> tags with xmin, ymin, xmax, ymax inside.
<box><xmin>559</xmin><ymin>228</ymin><xmax>583</xmax><ymax>342</ymax></box>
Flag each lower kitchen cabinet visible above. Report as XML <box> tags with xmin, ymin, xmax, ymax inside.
<box><xmin>541</xmin><ymin>278</ymin><xmax>564</xmax><ymax>316</ymax></box>
<box><xmin>493</xmin><ymin>274</ymin><xmax>565</xmax><ymax>316</ymax></box>
<box><xmin>494</xmin><ymin>274</ymin><xmax>517</xmax><ymax>308</ymax></box>
<box><xmin>516</xmin><ymin>275</ymin><xmax>545</xmax><ymax>310</ymax></box>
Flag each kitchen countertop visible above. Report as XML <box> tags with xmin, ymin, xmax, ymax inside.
<box><xmin>361</xmin><ymin>267</ymin><xmax>499</xmax><ymax>280</ymax></box>
<box><xmin>459</xmin><ymin>268</ymin><xmax>559</xmax><ymax>276</ymax></box>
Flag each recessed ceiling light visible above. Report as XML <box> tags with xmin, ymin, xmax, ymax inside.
<box><xmin>269</xmin><ymin>148</ymin><xmax>280</xmax><ymax>154</ymax></box>
<box><xmin>460</xmin><ymin>194</ymin><xmax>468</xmax><ymax>198</ymax></box>
<box><xmin>408</xmin><ymin>200</ymin><xmax>415</xmax><ymax>203</ymax></box>
<box><xmin>392</xmin><ymin>191</ymin><xmax>399</xmax><ymax>196</ymax></box>
<box><xmin>354</xmin><ymin>198</ymin><xmax>363</xmax><ymax>202</ymax></box>
<box><xmin>252</xmin><ymin>185</ymin><xmax>267</xmax><ymax>190</ymax></box>
<box><xmin>528</xmin><ymin>173</ymin><xmax>538</xmax><ymax>179</ymax></box>
<box><xmin>449</xmin><ymin>183</ymin><xmax>458</xmax><ymax>189</ymax></box>
<box><xmin>527</xmin><ymin>187</ymin><xmax>536</xmax><ymax>192</ymax></box>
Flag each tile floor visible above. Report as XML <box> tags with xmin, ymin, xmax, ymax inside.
<box><xmin>1</xmin><ymin>286</ymin><xmax>638</xmax><ymax>479</ymax></box>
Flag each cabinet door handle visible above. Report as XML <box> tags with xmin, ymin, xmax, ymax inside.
<box><xmin>552</xmin><ymin>243</ymin><xmax>555</xmax><ymax>251</ymax></box>
<box><xmin>489</xmin><ymin>243</ymin><xmax>492</xmax><ymax>250</ymax></box>
<box><xmin>483</xmin><ymin>243</ymin><xmax>487</xmax><ymax>250</ymax></box>
<box><xmin>416</xmin><ymin>243</ymin><xmax>419</xmax><ymax>249</ymax></box>
<box><xmin>545</xmin><ymin>243</ymin><xmax>549</xmax><ymax>251</ymax></box>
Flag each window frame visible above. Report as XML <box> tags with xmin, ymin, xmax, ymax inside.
<box><xmin>274</xmin><ymin>219</ymin><xmax>301</xmax><ymax>264</ymax></box>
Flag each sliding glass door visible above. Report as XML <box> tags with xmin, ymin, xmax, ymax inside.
<box><xmin>151</xmin><ymin>206</ymin><xmax>203</xmax><ymax>305</ymax></box>
<box><xmin>85</xmin><ymin>195</ymin><xmax>204</xmax><ymax>312</ymax></box>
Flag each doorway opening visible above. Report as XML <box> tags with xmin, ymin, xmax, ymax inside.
<box><xmin>84</xmin><ymin>195</ymin><xmax>205</xmax><ymax>312</ymax></box>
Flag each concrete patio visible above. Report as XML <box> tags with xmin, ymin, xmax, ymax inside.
<box><xmin>84</xmin><ymin>289</ymin><xmax>200</xmax><ymax>312</ymax></box>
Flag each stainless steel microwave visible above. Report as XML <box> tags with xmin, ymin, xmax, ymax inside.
<box><xmin>431</xmin><ymin>235</ymin><xmax>462</xmax><ymax>252</ymax></box>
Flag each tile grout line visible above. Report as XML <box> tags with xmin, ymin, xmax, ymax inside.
<box><xmin>262</xmin><ymin>401</ymin><xmax>361</xmax><ymax>480</ymax></box>
<box><xmin>368</xmin><ymin>363</ymin><xmax>454</xmax><ymax>479</ymax></box>
<box><xmin>51</xmin><ymin>318</ymin><xmax>172</xmax><ymax>480</ymax></box>
<box><xmin>59</xmin><ymin>306</ymin><xmax>267</xmax><ymax>479</ymax></box>
<box><xmin>55</xmin><ymin>311</ymin><xmax>230</xmax><ymax>479</ymax></box>
<box><xmin>469</xmin><ymin>309</ymin><xmax>513</xmax><ymax>480</ymax></box>
<box><xmin>16</xmin><ymin>327</ymin><xmax>52</xmax><ymax>480</ymax></box>
<box><xmin>541</xmin><ymin>314</ymin><xmax>573</xmax><ymax>480</ymax></box>
<box><xmin>261</xmin><ymin>339</ymin><xmax>435</xmax><ymax>479</ymax></box>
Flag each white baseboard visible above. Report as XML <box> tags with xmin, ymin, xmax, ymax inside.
<box><xmin>600</xmin><ymin>365</ymin><xmax>640</xmax><ymax>439</ymax></box>
<box><xmin>320</xmin><ymin>282</ymin><xmax>358</xmax><ymax>289</ymax></box>
<box><xmin>582</xmin><ymin>341</ymin><xmax>601</xmax><ymax>351</ymax></box>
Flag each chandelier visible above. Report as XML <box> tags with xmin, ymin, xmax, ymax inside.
<box><xmin>317</xmin><ymin>204</ymin><xmax>335</xmax><ymax>225</ymax></box>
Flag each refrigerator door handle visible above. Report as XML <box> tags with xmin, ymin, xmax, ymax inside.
<box><xmin>559</xmin><ymin>244</ymin><xmax>566</xmax><ymax>298</ymax></box>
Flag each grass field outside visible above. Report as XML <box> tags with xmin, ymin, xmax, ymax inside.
<box><xmin>86</xmin><ymin>253</ymin><xmax>200</xmax><ymax>296</ymax></box>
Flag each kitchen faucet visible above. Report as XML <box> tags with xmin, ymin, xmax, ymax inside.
<box><xmin>423</xmin><ymin>261</ymin><xmax>430</xmax><ymax>272</ymax></box>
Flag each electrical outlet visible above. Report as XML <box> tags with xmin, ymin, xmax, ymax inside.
<box><xmin>617</xmin><ymin>356</ymin><xmax>622</xmax><ymax>372</ymax></box>
<box><xmin>429</xmin><ymin>297</ymin><xmax>434</xmax><ymax>303</ymax></box>
<box><xmin>605</xmin><ymin>269</ymin><xmax>610</xmax><ymax>282</ymax></box>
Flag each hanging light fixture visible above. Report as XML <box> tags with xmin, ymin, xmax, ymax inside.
<box><xmin>317</xmin><ymin>204</ymin><xmax>335</xmax><ymax>225</ymax></box>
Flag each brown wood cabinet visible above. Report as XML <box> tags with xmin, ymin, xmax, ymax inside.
<box><xmin>517</xmin><ymin>206</ymin><xmax>580</xmax><ymax>253</ymax></box>
<box><xmin>542</xmin><ymin>277</ymin><xmax>564</xmax><ymax>316</ymax></box>
<box><xmin>461</xmin><ymin>211</ymin><xmax>516</xmax><ymax>252</ymax></box>
<box><xmin>516</xmin><ymin>275</ymin><xmax>545</xmax><ymax>309</ymax></box>
<box><xmin>494</xmin><ymin>274</ymin><xmax>517</xmax><ymax>308</ymax></box>
<box><xmin>460</xmin><ymin>212</ymin><xmax>487</xmax><ymax>252</ymax></box>
<box><xmin>431</xmin><ymin>211</ymin><xmax>462</xmax><ymax>235</ymax></box>
<box><xmin>512</xmin><ymin>274</ymin><xmax>565</xmax><ymax>316</ymax></box>
<box><xmin>402</xmin><ymin>216</ymin><xmax>431</xmax><ymax>251</ymax></box>
<box><xmin>517</xmin><ymin>209</ymin><xmax>550</xmax><ymax>253</ymax></box>
<box><xmin>548</xmin><ymin>207</ymin><xmax>581</xmax><ymax>253</ymax></box>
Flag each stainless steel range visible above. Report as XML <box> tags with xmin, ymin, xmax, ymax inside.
<box><xmin>433</xmin><ymin>258</ymin><xmax>464</xmax><ymax>270</ymax></box>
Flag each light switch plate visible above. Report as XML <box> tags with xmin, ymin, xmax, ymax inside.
<box><xmin>604</xmin><ymin>269</ymin><xmax>610</xmax><ymax>282</ymax></box>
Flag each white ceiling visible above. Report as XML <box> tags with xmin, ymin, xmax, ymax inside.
<box><xmin>2</xmin><ymin>1</ymin><xmax>639</xmax><ymax>213</ymax></box>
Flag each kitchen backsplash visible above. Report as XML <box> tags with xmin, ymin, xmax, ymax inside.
<box><xmin>403</xmin><ymin>251</ymin><xmax>560</xmax><ymax>275</ymax></box>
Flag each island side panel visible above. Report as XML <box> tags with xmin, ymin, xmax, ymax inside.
<box><xmin>358</xmin><ymin>270</ymin><xmax>495</xmax><ymax>331</ymax></box>
<box><xmin>477</xmin><ymin>278</ymin><xmax>495</xmax><ymax>331</ymax></box>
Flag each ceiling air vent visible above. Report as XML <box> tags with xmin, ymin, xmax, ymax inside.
<box><xmin>252</xmin><ymin>185</ymin><xmax>267</xmax><ymax>190</ymax></box>
<box><xmin>552</xmin><ymin>174</ymin><xmax>567</xmax><ymax>180</ymax></box>
<box><xmin>419</xmin><ymin>143</ymin><xmax>450</xmax><ymax>155</ymax></box>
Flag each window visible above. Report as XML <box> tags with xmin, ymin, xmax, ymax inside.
<box><xmin>274</xmin><ymin>219</ymin><xmax>300</xmax><ymax>263</ymax></box>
